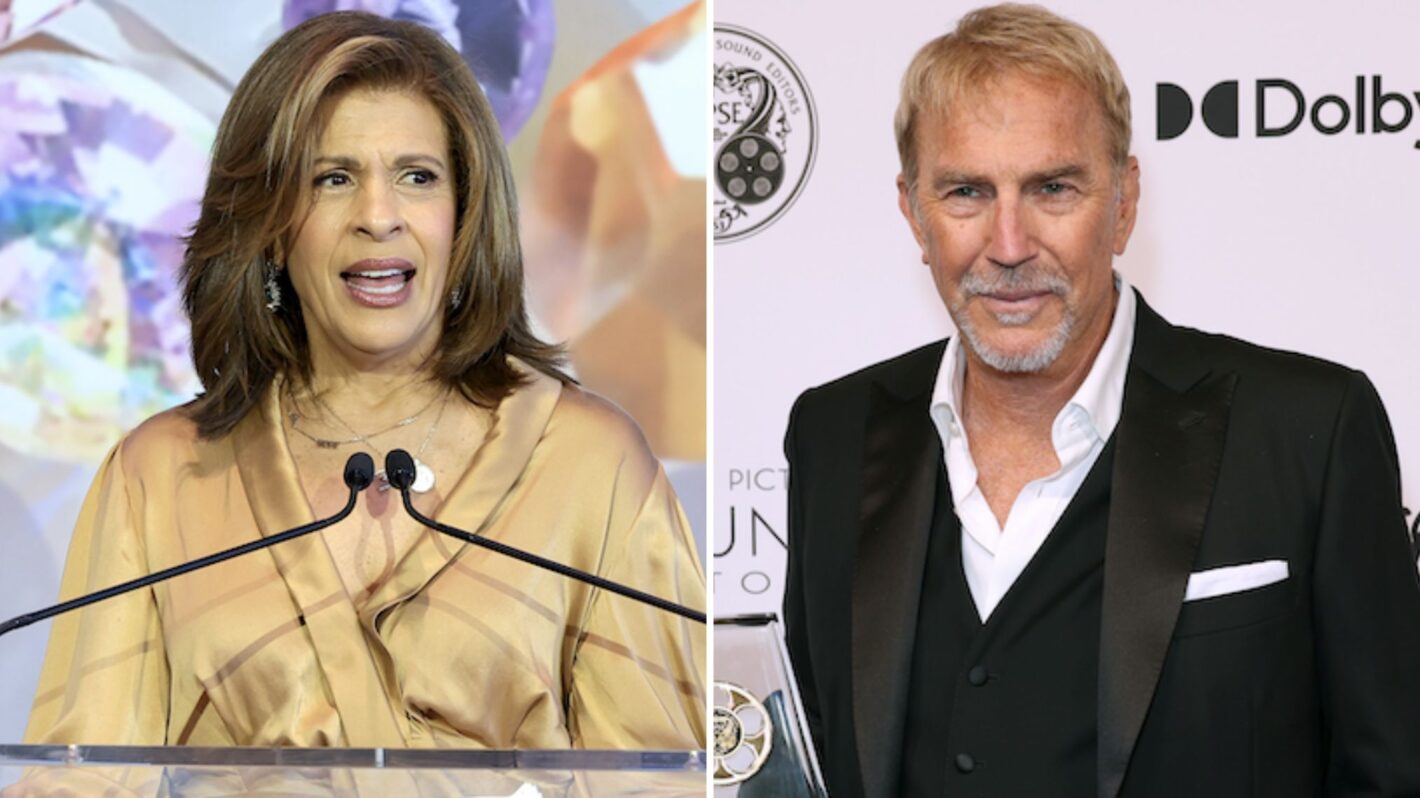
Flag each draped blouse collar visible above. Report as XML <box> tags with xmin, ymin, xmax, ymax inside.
<box><xmin>228</xmin><ymin>362</ymin><xmax>564</xmax><ymax>746</ymax></box>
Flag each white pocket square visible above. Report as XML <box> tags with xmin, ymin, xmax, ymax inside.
<box><xmin>1184</xmin><ymin>560</ymin><xmax>1289</xmax><ymax>602</ymax></box>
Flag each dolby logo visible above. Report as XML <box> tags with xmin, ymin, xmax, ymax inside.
<box><xmin>1157</xmin><ymin>76</ymin><xmax>1420</xmax><ymax>148</ymax></box>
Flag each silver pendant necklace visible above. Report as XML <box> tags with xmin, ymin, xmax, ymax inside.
<box><xmin>400</xmin><ymin>404</ymin><xmax>443</xmax><ymax>494</ymax></box>
<box><xmin>297</xmin><ymin>387</ymin><xmax>451</xmax><ymax>494</ymax></box>
<box><xmin>287</xmin><ymin>389</ymin><xmax>442</xmax><ymax>449</ymax></box>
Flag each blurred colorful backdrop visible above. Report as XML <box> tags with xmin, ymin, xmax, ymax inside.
<box><xmin>0</xmin><ymin>0</ymin><xmax>706</xmax><ymax>740</ymax></box>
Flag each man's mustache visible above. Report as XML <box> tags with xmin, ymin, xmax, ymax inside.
<box><xmin>959</xmin><ymin>265</ymin><xmax>1071</xmax><ymax>298</ymax></box>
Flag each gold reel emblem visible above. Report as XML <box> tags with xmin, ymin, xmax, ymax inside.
<box><xmin>712</xmin><ymin>681</ymin><xmax>773</xmax><ymax>785</ymax></box>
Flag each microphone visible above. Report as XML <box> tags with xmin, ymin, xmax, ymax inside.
<box><xmin>0</xmin><ymin>452</ymin><xmax>376</xmax><ymax>638</ymax></box>
<box><xmin>384</xmin><ymin>449</ymin><xmax>707</xmax><ymax>625</ymax></box>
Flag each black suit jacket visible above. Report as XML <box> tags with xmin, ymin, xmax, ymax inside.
<box><xmin>783</xmin><ymin>294</ymin><xmax>1420</xmax><ymax>797</ymax></box>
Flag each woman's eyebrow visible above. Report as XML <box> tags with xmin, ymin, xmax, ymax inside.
<box><xmin>312</xmin><ymin>154</ymin><xmax>447</xmax><ymax>170</ymax></box>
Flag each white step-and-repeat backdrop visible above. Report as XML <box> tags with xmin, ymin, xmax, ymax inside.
<box><xmin>713</xmin><ymin>1</ymin><xmax>1420</xmax><ymax>616</ymax></box>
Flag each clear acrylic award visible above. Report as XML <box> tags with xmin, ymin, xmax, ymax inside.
<box><xmin>713</xmin><ymin>614</ymin><xmax>826</xmax><ymax>797</ymax></box>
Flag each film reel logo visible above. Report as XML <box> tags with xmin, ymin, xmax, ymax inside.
<box><xmin>713</xmin><ymin>25</ymin><xmax>817</xmax><ymax>243</ymax></box>
<box><xmin>713</xmin><ymin>681</ymin><xmax>773</xmax><ymax>785</ymax></box>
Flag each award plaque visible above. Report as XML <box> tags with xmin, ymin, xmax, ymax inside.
<box><xmin>713</xmin><ymin>614</ymin><xmax>827</xmax><ymax>797</ymax></box>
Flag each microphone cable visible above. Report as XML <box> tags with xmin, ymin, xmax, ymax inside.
<box><xmin>383</xmin><ymin>449</ymin><xmax>707</xmax><ymax>625</ymax></box>
<box><xmin>0</xmin><ymin>453</ymin><xmax>377</xmax><ymax>637</ymax></box>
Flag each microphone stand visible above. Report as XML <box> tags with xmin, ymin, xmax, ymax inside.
<box><xmin>0</xmin><ymin>453</ymin><xmax>376</xmax><ymax>638</ymax></box>
<box><xmin>385</xmin><ymin>450</ymin><xmax>707</xmax><ymax>625</ymax></box>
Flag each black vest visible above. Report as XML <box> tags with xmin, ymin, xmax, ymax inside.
<box><xmin>900</xmin><ymin>441</ymin><xmax>1116</xmax><ymax>796</ymax></box>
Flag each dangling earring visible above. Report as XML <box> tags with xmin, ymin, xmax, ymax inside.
<box><xmin>265</xmin><ymin>261</ymin><xmax>282</xmax><ymax>312</ymax></box>
<box><xmin>449</xmin><ymin>287</ymin><xmax>463</xmax><ymax>311</ymax></box>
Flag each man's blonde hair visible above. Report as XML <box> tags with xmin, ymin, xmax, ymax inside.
<box><xmin>894</xmin><ymin>3</ymin><xmax>1131</xmax><ymax>189</ymax></box>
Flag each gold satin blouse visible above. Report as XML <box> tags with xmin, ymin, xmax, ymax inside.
<box><xmin>22</xmin><ymin>365</ymin><xmax>706</xmax><ymax>753</ymax></box>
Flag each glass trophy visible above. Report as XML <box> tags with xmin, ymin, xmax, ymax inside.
<box><xmin>713</xmin><ymin>613</ymin><xmax>826</xmax><ymax>797</ymax></box>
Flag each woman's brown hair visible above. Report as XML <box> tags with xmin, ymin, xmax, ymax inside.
<box><xmin>181</xmin><ymin>11</ymin><xmax>567</xmax><ymax>438</ymax></box>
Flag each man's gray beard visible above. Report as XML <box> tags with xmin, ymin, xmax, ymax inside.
<box><xmin>948</xmin><ymin>266</ymin><xmax>1075</xmax><ymax>374</ymax></box>
<box><xmin>953</xmin><ymin>308</ymin><xmax>1075</xmax><ymax>373</ymax></box>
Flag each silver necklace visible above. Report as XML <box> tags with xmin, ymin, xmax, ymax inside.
<box><xmin>305</xmin><ymin>389</ymin><xmax>451</xmax><ymax>494</ymax></box>
<box><xmin>286</xmin><ymin>389</ymin><xmax>443</xmax><ymax>449</ymax></box>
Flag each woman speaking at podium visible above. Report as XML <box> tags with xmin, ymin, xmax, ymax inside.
<box><xmin>20</xmin><ymin>11</ymin><xmax>705</xmax><ymax>759</ymax></box>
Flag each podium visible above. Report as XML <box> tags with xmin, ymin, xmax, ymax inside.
<box><xmin>713</xmin><ymin>614</ymin><xmax>826</xmax><ymax>797</ymax></box>
<box><xmin>0</xmin><ymin>744</ymin><xmax>705</xmax><ymax>796</ymax></box>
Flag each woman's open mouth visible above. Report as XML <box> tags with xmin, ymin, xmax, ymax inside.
<box><xmin>342</xmin><ymin>261</ymin><xmax>416</xmax><ymax>308</ymax></box>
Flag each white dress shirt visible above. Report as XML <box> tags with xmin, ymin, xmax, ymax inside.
<box><xmin>929</xmin><ymin>275</ymin><xmax>1137</xmax><ymax>621</ymax></box>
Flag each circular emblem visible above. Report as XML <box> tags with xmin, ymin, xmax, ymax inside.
<box><xmin>712</xmin><ymin>681</ymin><xmax>774</xmax><ymax>786</ymax></box>
<box><xmin>713</xmin><ymin>25</ymin><xmax>817</xmax><ymax>243</ymax></box>
<box><xmin>713</xmin><ymin>706</ymin><xmax>744</xmax><ymax>756</ymax></box>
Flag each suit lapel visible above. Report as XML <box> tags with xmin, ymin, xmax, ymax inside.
<box><xmin>1098</xmin><ymin>296</ymin><xmax>1238</xmax><ymax>797</ymax></box>
<box><xmin>851</xmin><ymin>344</ymin><xmax>942</xmax><ymax>798</ymax></box>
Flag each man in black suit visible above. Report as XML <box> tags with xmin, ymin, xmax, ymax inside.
<box><xmin>782</xmin><ymin>5</ymin><xmax>1420</xmax><ymax>797</ymax></box>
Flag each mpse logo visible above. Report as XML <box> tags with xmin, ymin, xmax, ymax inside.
<box><xmin>1157</xmin><ymin>76</ymin><xmax>1420</xmax><ymax>149</ymax></box>
<box><xmin>712</xmin><ymin>25</ymin><xmax>818</xmax><ymax>243</ymax></box>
